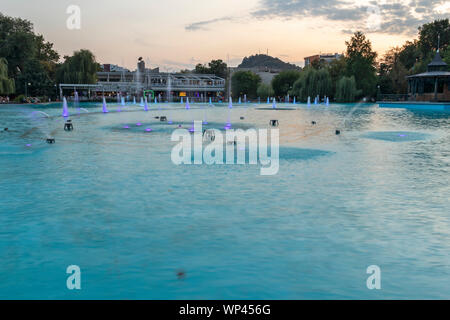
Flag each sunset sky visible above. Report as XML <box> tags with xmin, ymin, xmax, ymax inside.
<box><xmin>1</xmin><ymin>0</ymin><xmax>449</xmax><ymax>70</ymax></box>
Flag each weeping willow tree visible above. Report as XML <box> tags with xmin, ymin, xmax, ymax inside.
<box><xmin>290</xmin><ymin>68</ymin><xmax>332</xmax><ymax>101</ymax></box>
<box><xmin>0</xmin><ymin>58</ymin><xmax>15</xmax><ymax>94</ymax></box>
<box><xmin>257</xmin><ymin>83</ymin><xmax>274</xmax><ymax>99</ymax></box>
<box><xmin>335</xmin><ymin>76</ymin><xmax>361</xmax><ymax>102</ymax></box>
<box><xmin>56</xmin><ymin>50</ymin><xmax>100</xmax><ymax>84</ymax></box>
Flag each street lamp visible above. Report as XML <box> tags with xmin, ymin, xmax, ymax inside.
<box><xmin>25</xmin><ymin>82</ymin><xmax>31</xmax><ymax>97</ymax></box>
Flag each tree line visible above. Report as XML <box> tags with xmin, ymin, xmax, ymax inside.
<box><xmin>230</xmin><ymin>19</ymin><xmax>449</xmax><ymax>103</ymax></box>
<box><xmin>0</xmin><ymin>12</ymin><xmax>100</xmax><ymax>99</ymax></box>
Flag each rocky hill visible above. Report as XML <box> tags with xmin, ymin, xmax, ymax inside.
<box><xmin>238</xmin><ymin>54</ymin><xmax>301</xmax><ymax>70</ymax></box>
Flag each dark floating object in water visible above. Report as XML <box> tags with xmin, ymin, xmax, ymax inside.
<box><xmin>46</xmin><ymin>138</ymin><xmax>55</xmax><ymax>144</ymax></box>
<box><xmin>203</xmin><ymin>129</ymin><xmax>216</xmax><ymax>142</ymax></box>
<box><xmin>311</xmin><ymin>121</ymin><xmax>317</xmax><ymax>125</ymax></box>
<box><xmin>4</xmin><ymin>128</ymin><xmax>8</xmax><ymax>131</ymax></box>
<box><xmin>160</xmin><ymin>116</ymin><xmax>167</xmax><ymax>122</ymax></box>
<box><xmin>155</xmin><ymin>116</ymin><xmax>160</xmax><ymax>119</ymax></box>
<box><xmin>270</xmin><ymin>120</ymin><xmax>279</xmax><ymax>127</ymax></box>
<box><xmin>177</xmin><ymin>270</ymin><xmax>186</xmax><ymax>280</ymax></box>
<box><xmin>64</xmin><ymin>120</ymin><xmax>73</xmax><ymax>131</ymax></box>
<box><xmin>240</xmin><ymin>117</ymin><xmax>245</xmax><ymax>120</ymax></box>
<box><xmin>335</xmin><ymin>129</ymin><xmax>341</xmax><ymax>135</ymax></box>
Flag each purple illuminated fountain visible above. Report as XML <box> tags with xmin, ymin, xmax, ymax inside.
<box><xmin>62</xmin><ymin>97</ymin><xmax>69</xmax><ymax>117</ymax></box>
<box><xmin>102</xmin><ymin>97</ymin><xmax>109</xmax><ymax>113</ymax></box>
<box><xmin>144</xmin><ymin>97</ymin><xmax>149</xmax><ymax>111</ymax></box>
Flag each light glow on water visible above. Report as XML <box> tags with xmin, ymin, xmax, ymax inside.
<box><xmin>0</xmin><ymin>102</ymin><xmax>449</xmax><ymax>300</ymax></box>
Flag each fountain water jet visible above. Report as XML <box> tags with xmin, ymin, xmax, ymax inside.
<box><xmin>144</xmin><ymin>97</ymin><xmax>149</xmax><ymax>111</ymax></box>
<box><xmin>102</xmin><ymin>97</ymin><xmax>109</xmax><ymax>113</ymax></box>
<box><xmin>272</xmin><ymin>97</ymin><xmax>277</xmax><ymax>109</ymax></box>
<box><xmin>62</xmin><ymin>97</ymin><xmax>69</xmax><ymax>117</ymax></box>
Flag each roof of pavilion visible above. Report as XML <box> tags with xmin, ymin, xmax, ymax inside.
<box><xmin>407</xmin><ymin>50</ymin><xmax>449</xmax><ymax>79</ymax></box>
<box><xmin>428</xmin><ymin>51</ymin><xmax>448</xmax><ymax>68</ymax></box>
<box><xmin>407</xmin><ymin>71</ymin><xmax>450</xmax><ymax>78</ymax></box>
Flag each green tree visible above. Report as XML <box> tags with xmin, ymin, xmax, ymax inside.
<box><xmin>271</xmin><ymin>70</ymin><xmax>301</xmax><ymax>97</ymax></box>
<box><xmin>208</xmin><ymin>59</ymin><xmax>227</xmax><ymax>78</ymax></box>
<box><xmin>0</xmin><ymin>58</ymin><xmax>15</xmax><ymax>94</ymax></box>
<box><xmin>56</xmin><ymin>50</ymin><xmax>100</xmax><ymax>84</ymax></box>
<box><xmin>378</xmin><ymin>47</ymin><xmax>409</xmax><ymax>94</ymax></box>
<box><xmin>345</xmin><ymin>31</ymin><xmax>378</xmax><ymax>98</ymax></box>
<box><xmin>290</xmin><ymin>68</ymin><xmax>332</xmax><ymax>101</ymax></box>
<box><xmin>418</xmin><ymin>19</ymin><xmax>450</xmax><ymax>56</ymax></box>
<box><xmin>257</xmin><ymin>83</ymin><xmax>274</xmax><ymax>99</ymax></box>
<box><xmin>335</xmin><ymin>76</ymin><xmax>360</xmax><ymax>102</ymax></box>
<box><xmin>231</xmin><ymin>71</ymin><xmax>261</xmax><ymax>99</ymax></box>
<box><xmin>327</xmin><ymin>56</ymin><xmax>347</xmax><ymax>95</ymax></box>
<box><xmin>0</xmin><ymin>13</ymin><xmax>59</xmax><ymax>96</ymax></box>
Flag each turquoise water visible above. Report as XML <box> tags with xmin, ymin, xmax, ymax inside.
<box><xmin>0</xmin><ymin>102</ymin><xmax>449</xmax><ymax>299</ymax></box>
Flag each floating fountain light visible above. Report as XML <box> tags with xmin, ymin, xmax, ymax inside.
<box><xmin>270</xmin><ymin>120</ymin><xmax>279</xmax><ymax>127</ymax></box>
<box><xmin>312</xmin><ymin>121</ymin><xmax>317</xmax><ymax>125</ymax></box>
<box><xmin>145</xmin><ymin>128</ymin><xmax>153</xmax><ymax>132</ymax></box>
<box><xmin>46</xmin><ymin>138</ymin><xmax>55</xmax><ymax>144</ymax></box>
<box><xmin>26</xmin><ymin>144</ymin><xmax>31</xmax><ymax>147</ymax></box>
<box><xmin>123</xmin><ymin>125</ymin><xmax>130</xmax><ymax>129</ymax></box>
<box><xmin>336</xmin><ymin>129</ymin><xmax>341</xmax><ymax>135</ymax></box>
<box><xmin>160</xmin><ymin>116</ymin><xmax>167</xmax><ymax>122</ymax></box>
<box><xmin>64</xmin><ymin>120</ymin><xmax>73</xmax><ymax>131</ymax></box>
<box><xmin>136</xmin><ymin>123</ymin><xmax>142</xmax><ymax>126</ymax></box>
<box><xmin>240</xmin><ymin>117</ymin><xmax>245</xmax><ymax>120</ymax></box>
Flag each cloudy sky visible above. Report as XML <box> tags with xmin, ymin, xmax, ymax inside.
<box><xmin>1</xmin><ymin>0</ymin><xmax>449</xmax><ymax>70</ymax></box>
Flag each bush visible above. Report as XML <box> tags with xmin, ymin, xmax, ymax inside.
<box><xmin>14</xmin><ymin>94</ymin><xmax>26</xmax><ymax>103</ymax></box>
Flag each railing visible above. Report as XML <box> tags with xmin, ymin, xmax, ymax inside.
<box><xmin>377</xmin><ymin>94</ymin><xmax>410</xmax><ymax>101</ymax></box>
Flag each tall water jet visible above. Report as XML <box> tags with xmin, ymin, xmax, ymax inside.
<box><xmin>140</xmin><ymin>97</ymin><xmax>144</xmax><ymax>107</ymax></box>
<box><xmin>209</xmin><ymin>97</ymin><xmax>212</xmax><ymax>106</ymax></box>
<box><xmin>117</xmin><ymin>93</ymin><xmax>120</xmax><ymax>104</ymax></box>
<box><xmin>133</xmin><ymin>97</ymin><xmax>136</xmax><ymax>105</ymax></box>
<box><xmin>293</xmin><ymin>96</ymin><xmax>296</xmax><ymax>104</ymax></box>
<box><xmin>326</xmin><ymin>97</ymin><xmax>330</xmax><ymax>106</ymax></box>
<box><xmin>181</xmin><ymin>97</ymin><xmax>184</xmax><ymax>104</ymax></box>
<box><xmin>238</xmin><ymin>97</ymin><xmax>242</xmax><ymax>104</ymax></box>
<box><xmin>144</xmin><ymin>97</ymin><xmax>149</xmax><ymax>111</ymax></box>
<box><xmin>272</xmin><ymin>97</ymin><xmax>277</xmax><ymax>109</ymax></box>
<box><xmin>226</xmin><ymin>97</ymin><xmax>233</xmax><ymax>128</ymax></box>
<box><xmin>62</xmin><ymin>97</ymin><xmax>69</xmax><ymax>117</ymax></box>
<box><xmin>185</xmin><ymin>97</ymin><xmax>190</xmax><ymax>110</ymax></box>
<box><xmin>167</xmin><ymin>73</ymin><xmax>172</xmax><ymax>103</ymax></box>
<box><xmin>267</xmin><ymin>97</ymin><xmax>270</xmax><ymax>104</ymax></box>
<box><xmin>121</xmin><ymin>96</ymin><xmax>126</xmax><ymax>106</ymax></box>
<box><xmin>307</xmin><ymin>96</ymin><xmax>311</xmax><ymax>107</ymax></box>
<box><xmin>74</xmin><ymin>91</ymin><xmax>80</xmax><ymax>110</ymax></box>
<box><xmin>102</xmin><ymin>96</ymin><xmax>109</xmax><ymax>113</ymax></box>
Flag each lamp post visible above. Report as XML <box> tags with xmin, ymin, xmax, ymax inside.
<box><xmin>25</xmin><ymin>82</ymin><xmax>31</xmax><ymax>97</ymax></box>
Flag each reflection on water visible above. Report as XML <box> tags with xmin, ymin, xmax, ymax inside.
<box><xmin>0</xmin><ymin>103</ymin><xmax>449</xmax><ymax>299</ymax></box>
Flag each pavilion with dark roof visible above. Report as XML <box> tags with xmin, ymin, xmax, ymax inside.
<box><xmin>407</xmin><ymin>50</ymin><xmax>450</xmax><ymax>102</ymax></box>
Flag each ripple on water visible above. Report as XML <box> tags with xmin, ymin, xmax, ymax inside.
<box><xmin>362</xmin><ymin>131</ymin><xmax>431</xmax><ymax>142</ymax></box>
